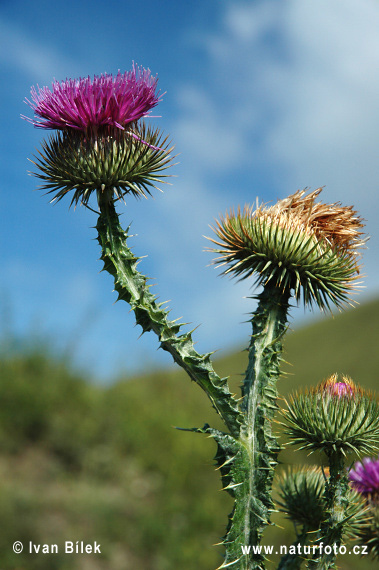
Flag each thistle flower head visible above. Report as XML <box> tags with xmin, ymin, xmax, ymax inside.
<box><xmin>280</xmin><ymin>374</ymin><xmax>379</xmax><ymax>457</ymax></box>
<box><xmin>349</xmin><ymin>456</ymin><xmax>379</xmax><ymax>497</ymax></box>
<box><xmin>24</xmin><ymin>66</ymin><xmax>174</xmax><ymax>207</ymax></box>
<box><xmin>208</xmin><ymin>188</ymin><xmax>366</xmax><ymax>311</ymax></box>
<box><xmin>24</xmin><ymin>66</ymin><xmax>161</xmax><ymax>134</ymax></box>
<box><xmin>350</xmin><ymin>460</ymin><xmax>379</xmax><ymax>561</ymax></box>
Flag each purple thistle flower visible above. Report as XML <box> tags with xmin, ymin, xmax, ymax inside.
<box><xmin>320</xmin><ymin>373</ymin><xmax>356</xmax><ymax>398</ymax></box>
<box><xmin>23</xmin><ymin>65</ymin><xmax>161</xmax><ymax>133</ymax></box>
<box><xmin>349</xmin><ymin>456</ymin><xmax>379</xmax><ymax>495</ymax></box>
<box><xmin>328</xmin><ymin>381</ymin><xmax>354</xmax><ymax>397</ymax></box>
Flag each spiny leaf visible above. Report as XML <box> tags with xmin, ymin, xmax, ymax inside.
<box><xmin>96</xmin><ymin>201</ymin><xmax>242</xmax><ymax>435</ymax></box>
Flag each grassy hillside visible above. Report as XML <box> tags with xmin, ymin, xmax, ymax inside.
<box><xmin>0</xmin><ymin>298</ymin><xmax>378</xmax><ymax>569</ymax></box>
<box><xmin>282</xmin><ymin>297</ymin><xmax>379</xmax><ymax>392</ymax></box>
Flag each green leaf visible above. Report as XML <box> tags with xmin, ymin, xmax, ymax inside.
<box><xmin>96</xmin><ymin>200</ymin><xmax>242</xmax><ymax>436</ymax></box>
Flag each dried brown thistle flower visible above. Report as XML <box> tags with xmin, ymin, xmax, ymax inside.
<box><xmin>208</xmin><ymin>188</ymin><xmax>366</xmax><ymax>311</ymax></box>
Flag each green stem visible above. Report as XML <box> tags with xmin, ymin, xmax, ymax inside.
<box><xmin>222</xmin><ymin>285</ymin><xmax>291</xmax><ymax>569</ymax></box>
<box><xmin>96</xmin><ymin>198</ymin><xmax>293</xmax><ymax>569</ymax></box>
<box><xmin>95</xmin><ymin>198</ymin><xmax>241</xmax><ymax>435</ymax></box>
<box><xmin>308</xmin><ymin>452</ymin><xmax>348</xmax><ymax>569</ymax></box>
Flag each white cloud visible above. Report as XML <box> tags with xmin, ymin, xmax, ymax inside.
<box><xmin>225</xmin><ymin>1</ymin><xmax>281</xmax><ymax>43</ymax></box>
<box><xmin>176</xmin><ymin>1</ymin><xmax>379</xmax><ymax>183</ymax></box>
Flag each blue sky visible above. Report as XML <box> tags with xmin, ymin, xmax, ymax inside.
<box><xmin>1</xmin><ymin>0</ymin><xmax>379</xmax><ymax>380</ymax></box>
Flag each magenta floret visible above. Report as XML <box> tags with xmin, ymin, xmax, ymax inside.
<box><xmin>349</xmin><ymin>456</ymin><xmax>379</xmax><ymax>495</ymax></box>
<box><xmin>24</xmin><ymin>65</ymin><xmax>161</xmax><ymax>132</ymax></box>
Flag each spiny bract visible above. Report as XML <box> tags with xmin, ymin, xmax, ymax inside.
<box><xmin>30</xmin><ymin>123</ymin><xmax>173</xmax><ymax>206</ymax></box>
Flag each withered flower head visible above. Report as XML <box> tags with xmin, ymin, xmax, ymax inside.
<box><xmin>208</xmin><ymin>188</ymin><xmax>366</xmax><ymax>311</ymax></box>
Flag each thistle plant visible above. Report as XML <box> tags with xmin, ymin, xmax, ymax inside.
<box><xmin>24</xmin><ymin>65</ymin><xmax>377</xmax><ymax>570</ymax></box>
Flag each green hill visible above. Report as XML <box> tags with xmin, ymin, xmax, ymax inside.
<box><xmin>0</xmin><ymin>298</ymin><xmax>378</xmax><ymax>569</ymax></box>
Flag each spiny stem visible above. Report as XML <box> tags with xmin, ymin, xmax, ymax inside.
<box><xmin>96</xmin><ymin>198</ymin><xmax>242</xmax><ymax>435</ymax></box>
<box><xmin>96</xmin><ymin>198</ymin><xmax>294</xmax><ymax>569</ymax></box>
<box><xmin>223</xmin><ymin>285</ymin><xmax>291</xmax><ymax>569</ymax></box>
<box><xmin>308</xmin><ymin>452</ymin><xmax>349</xmax><ymax>569</ymax></box>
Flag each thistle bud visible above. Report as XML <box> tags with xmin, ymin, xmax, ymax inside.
<box><xmin>280</xmin><ymin>374</ymin><xmax>379</xmax><ymax>456</ymax></box>
<box><xmin>277</xmin><ymin>467</ymin><xmax>367</xmax><ymax>539</ymax></box>
<box><xmin>276</xmin><ymin>467</ymin><xmax>325</xmax><ymax>531</ymax></box>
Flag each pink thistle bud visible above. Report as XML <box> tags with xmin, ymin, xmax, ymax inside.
<box><xmin>320</xmin><ymin>373</ymin><xmax>357</xmax><ymax>398</ymax></box>
<box><xmin>282</xmin><ymin>375</ymin><xmax>379</xmax><ymax>456</ymax></box>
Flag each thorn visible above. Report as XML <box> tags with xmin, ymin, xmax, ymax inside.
<box><xmin>188</xmin><ymin>323</ymin><xmax>201</xmax><ymax>334</ymax></box>
<box><xmin>220</xmin><ymin>482</ymin><xmax>243</xmax><ymax>491</ymax></box>
<box><xmin>215</xmin><ymin>456</ymin><xmax>235</xmax><ymax>470</ymax></box>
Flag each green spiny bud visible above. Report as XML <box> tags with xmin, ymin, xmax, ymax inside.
<box><xmin>280</xmin><ymin>374</ymin><xmax>379</xmax><ymax>456</ymax></box>
<box><xmin>30</xmin><ymin>122</ymin><xmax>173</xmax><ymax>207</ymax></box>
<box><xmin>276</xmin><ymin>466</ymin><xmax>368</xmax><ymax>539</ymax></box>
<box><xmin>276</xmin><ymin>467</ymin><xmax>326</xmax><ymax>531</ymax></box>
